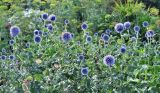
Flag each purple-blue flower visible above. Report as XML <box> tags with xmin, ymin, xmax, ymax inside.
<box><xmin>120</xmin><ymin>46</ymin><xmax>126</xmax><ymax>53</ymax></box>
<box><xmin>78</xmin><ymin>54</ymin><xmax>85</xmax><ymax>61</ymax></box>
<box><xmin>131</xmin><ymin>36</ymin><xmax>136</xmax><ymax>42</ymax></box>
<box><xmin>115</xmin><ymin>23</ymin><xmax>124</xmax><ymax>33</ymax></box>
<box><xmin>81</xmin><ymin>22</ymin><xmax>88</xmax><ymax>30</ymax></box>
<box><xmin>102</xmin><ymin>34</ymin><xmax>109</xmax><ymax>42</ymax></box>
<box><xmin>94</xmin><ymin>32</ymin><xmax>98</xmax><ymax>36</ymax></box>
<box><xmin>124</xmin><ymin>22</ymin><xmax>131</xmax><ymax>29</ymax></box>
<box><xmin>34</xmin><ymin>35</ymin><xmax>42</xmax><ymax>43</ymax></box>
<box><xmin>1</xmin><ymin>55</ymin><xmax>7</xmax><ymax>60</ymax></box>
<box><xmin>48</xmin><ymin>14</ymin><xmax>56</xmax><ymax>22</ymax></box>
<box><xmin>134</xmin><ymin>26</ymin><xmax>140</xmax><ymax>32</ymax></box>
<box><xmin>25</xmin><ymin>42</ymin><xmax>30</xmax><ymax>48</ymax></box>
<box><xmin>64</xmin><ymin>19</ymin><xmax>69</xmax><ymax>25</ymax></box>
<box><xmin>61</xmin><ymin>32</ymin><xmax>72</xmax><ymax>42</ymax></box>
<box><xmin>145</xmin><ymin>30</ymin><xmax>155</xmax><ymax>38</ymax></box>
<box><xmin>47</xmin><ymin>24</ymin><xmax>54</xmax><ymax>31</ymax></box>
<box><xmin>10</xmin><ymin>26</ymin><xmax>20</xmax><ymax>37</ymax></box>
<box><xmin>86</xmin><ymin>36</ymin><xmax>92</xmax><ymax>43</ymax></box>
<box><xmin>9</xmin><ymin>39</ymin><xmax>15</xmax><ymax>45</ymax></box>
<box><xmin>105</xmin><ymin>29</ymin><xmax>111</xmax><ymax>34</ymax></box>
<box><xmin>142</xmin><ymin>21</ymin><xmax>149</xmax><ymax>27</ymax></box>
<box><xmin>103</xmin><ymin>55</ymin><xmax>115</xmax><ymax>67</ymax></box>
<box><xmin>81</xmin><ymin>67</ymin><xmax>89</xmax><ymax>75</ymax></box>
<box><xmin>9</xmin><ymin>55</ymin><xmax>16</xmax><ymax>61</ymax></box>
<box><xmin>41</xmin><ymin>13</ymin><xmax>48</xmax><ymax>20</ymax></box>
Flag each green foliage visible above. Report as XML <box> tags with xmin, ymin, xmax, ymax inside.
<box><xmin>0</xmin><ymin>0</ymin><xmax>160</xmax><ymax>93</ymax></box>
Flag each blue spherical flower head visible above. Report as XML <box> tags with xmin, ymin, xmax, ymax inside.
<box><xmin>134</xmin><ymin>25</ymin><xmax>140</xmax><ymax>32</ymax></box>
<box><xmin>131</xmin><ymin>36</ymin><xmax>136</xmax><ymax>42</ymax></box>
<box><xmin>34</xmin><ymin>35</ymin><xmax>42</xmax><ymax>43</ymax></box>
<box><xmin>64</xmin><ymin>19</ymin><xmax>69</xmax><ymax>25</ymax></box>
<box><xmin>10</xmin><ymin>26</ymin><xmax>20</xmax><ymax>37</ymax></box>
<box><xmin>1</xmin><ymin>55</ymin><xmax>7</xmax><ymax>60</ymax></box>
<box><xmin>81</xmin><ymin>67</ymin><xmax>89</xmax><ymax>75</ymax></box>
<box><xmin>105</xmin><ymin>29</ymin><xmax>111</xmax><ymax>34</ymax></box>
<box><xmin>81</xmin><ymin>22</ymin><xmax>88</xmax><ymax>30</ymax></box>
<box><xmin>61</xmin><ymin>32</ymin><xmax>72</xmax><ymax>42</ymax></box>
<box><xmin>47</xmin><ymin>24</ymin><xmax>53</xmax><ymax>31</ymax></box>
<box><xmin>78</xmin><ymin>54</ymin><xmax>85</xmax><ymax>61</ymax></box>
<box><xmin>124</xmin><ymin>22</ymin><xmax>131</xmax><ymax>29</ymax></box>
<box><xmin>48</xmin><ymin>14</ymin><xmax>56</xmax><ymax>22</ymax></box>
<box><xmin>41</xmin><ymin>13</ymin><xmax>48</xmax><ymax>20</ymax></box>
<box><xmin>86</xmin><ymin>36</ymin><xmax>92</xmax><ymax>43</ymax></box>
<box><xmin>94</xmin><ymin>32</ymin><xmax>98</xmax><ymax>36</ymax></box>
<box><xmin>103</xmin><ymin>55</ymin><xmax>115</xmax><ymax>67</ymax></box>
<box><xmin>145</xmin><ymin>30</ymin><xmax>155</xmax><ymax>38</ymax></box>
<box><xmin>34</xmin><ymin>30</ymin><xmax>39</xmax><ymax>35</ymax></box>
<box><xmin>9</xmin><ymin>55</ymin><xmax>16</xmax><ymax>61</ymax></box>
<box><xmin>120</xmin><ymin>46</ymin><xmax>126</xmax><ymax>53</ymax></box>
<box><xmin>102</xmin><ymin>34</ymin><xmax>109</xmax><ymax>42</ymax></box>
<box><xmin>9</xmin><ymin>39</ymin><xmax>15</xmax><ymax>45</ymax></box>
<box><xmin>115</xmin><ymin>23</ymin><xmax>124</xmax><ymax>33</ymax></box>
<box><xmin>142</xmin><ymin>21</ymin><xmax>149</xmax><ymax>27</ymax></box>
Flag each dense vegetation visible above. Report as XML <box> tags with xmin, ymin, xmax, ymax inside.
<box><xmin>0</xmin><ymin>0</ymin><xmax>160</xmax><ymax>93</ymax></box>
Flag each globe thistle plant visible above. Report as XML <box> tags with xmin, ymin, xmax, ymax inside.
<box><xmin>81</xmin><ymin>67</ymin><xmax>89</xmax><ymax>75</ymax></box>
<box><xmin>101</xmin><ymin>34</ymin><xmax>109</xmax><ymax>42</ymax></box>
<box><xmin>48</xmin><ymin>14</ymin><xmax>56</xmax><ymax>22</ymax></box>
<box><xmin>86</xmin><ymin>36</ymin><xmax>92</xmax><ymax>43</ymax></box>
<box><xmin>9</xmin><ymin>39</ymin><xmax>15</xmax><ymax>45</ymax></box>
<box><xmin>115</xmin><ymin>23</ymin><xmax>124</xmax><ymax>33</ymax></box>
<box><xmin>41</xmin><ymin>13</ymin><xmax>48</xmax><ymax>20</ymax></box>
<box><xmin>9</xmin><ymin>55</ymin><xmax>16</xmax><ymax>61</ymax></box>
<box><xmin>10</xmin><ymin>26</ymin><xmax>21</xmax><ymax>37</ymax></box>
<box><xmin>81</xmin><ymin>22</ymin><xmax>88</xmax><ymax>30</ymax></box>
<box><xmin>134</xmin><ymin>25</ymin><xmax>140</xmax><ymax>32</ymax></box>
<box><xmin>124</xmin><ymin>22</ymin><xmax>131</xmax><ymax>29</ymax></box>
<box><xmin>103</xmin><ymin>55</ymin><xmax>115</xmax><ymax>67</ymax></box>
<box><xmin>61</xmin><ymin>32</ymin><xmax>72</xmax><ymax>42</ymax></box>
<box><xmin>142</xmin><ymin>21</ymin><xmax>149</xmax><ymax>27</ymax></box>
<box><xmin>145</xmin><ymin>30</ymin><xmax>155</xmax><ymax>38</ymax></box>
<box><xmin>34</xmin><ymin>35</ymin><xmax>42</xmax><ymax>43</ymax></box>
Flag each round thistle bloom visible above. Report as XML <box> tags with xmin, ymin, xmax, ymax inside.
<box><xmin>34</xmin><ymin>30</ymin><xmax>39</xmax><ymax>35</ymax></box>
<box><xmin>81</xmin><ymin>67</ymin><xmax>89</xmax><ymax>75</ymax></box>
<box><xmin>47</xmin><ymin>24</ymin><xmax>53</xmax><ymax>31</ymax></box>
<box><xmin>41</xmin><ymin>13</ymin><xmax>48</xmax><ymax>20</ymax></box>
<box><xmin>120</xmin><ymin>46</ymin><xmax>126</xmax><ymax>53</ymax></box>
<box><xmin>48</xmin><ymin>14</ymin><xmax>56</xmax><ymax>22</ymax></box>
<box><xmin>10</xmin><ymin>26</ymin><xmax>20</xmax><ymax>37</ymax></box>
<box><xmin>9</xmin><ymin>39</ymin><xmax>15</xmax><ymax>45</ymax></box>
<box><xmin>64</xmin><ymin>19</ymin><xmax>69</xmax><ymax>25</ymax></box>
<box><xmin>61</xmin><ymin>32</ymin><xmax>72</xmax><ymax>42</ymax></box>
<box><xmin>9</xmin><ymin>55</ymin><xmax>16</xmax><ymax>61</ymax></box>
<box><xmin>131</xmin><ymin>36</ymin><xmax>136</xmax><ymax>42</ymax></box>
<box><xmin>134</xmin><ymin>25</ymin><xmax>140</xmax><ymax>32</ymax></box>
<box><xmin>102</xmin><ymin>34</ymin><xmax>109</xmax><ymax>42</ymax></box>
<box><xmin>81</xmin><ymin>22</ymin><xmax>88</xmax><ymax>30</ymax></box>
<box><xmin>103</xmin><ymin>55</ymin><xmax>115</xmax><ymax>67</ymax></box>
<box><xmin>145</xmin><ymin>30</ymin><xmax>155</xmax><ymax>38</ymax></box>
<box><xmin>105</xmin><ymin>29</ymin><xmax>111</xmax><ymax>34</ymax></box>
<box><xmin>86</xmin><ymin>36</ymin><xmax>92</xmax><ymax>43</ymax></box>
<box><xmin>114</xmin><ymin>23</ymin><xmax>124</xmax><ymax>33</ymax></box>
<box><xmin>34</xmin><ymin>35</ymin><xmax>42</xmax><ymax>43</ymax></box>
<box><xmin>78</xmin><ymin>54</ymin><xmax>85</xmax><ymax>61</ymax></box>
<box><xmin>1</xmin><ymin>55</ymin><xmax>7</xmax><ymax>60</ymax></box>
<box><xmin>142</xmin><ymin>21</ymin><xmax>149</xmax><ymax>27</ymax></box>
<box><xmin>124</xmin><ymin>21</ymin><xmax>131</xmax><ymax>29</ymax></box>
